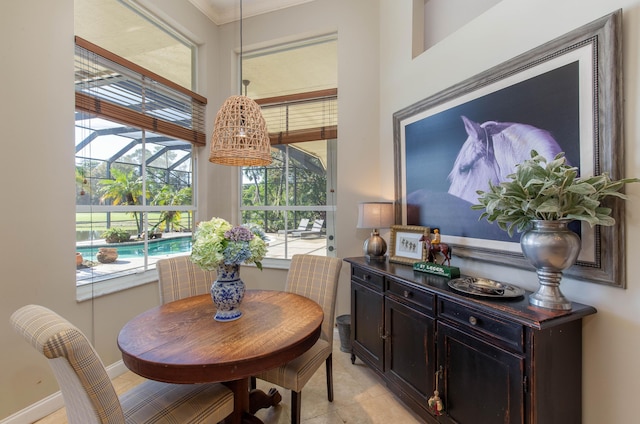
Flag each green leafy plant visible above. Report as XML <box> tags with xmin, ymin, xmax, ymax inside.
<box><xmin>101</xmin><ymin>227</ymin><xmax>132</xmax><ymax>243</ymax></box>
<box><xmin>150</xmin><ymin>186</ymin><xmax>192</xmax><ymax>234</ymax></box>
<box><xmin>471</xmin><ymin>150</ymin><xmax>639</xmax><ymax>236</ymax></box>
<box><xmin>98</xmin><ymin>168</ymin><xmax>149</xmax><ymax>235</ymax></box>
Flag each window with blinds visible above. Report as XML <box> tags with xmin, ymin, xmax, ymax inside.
<box><xmin>257</xmin><ymin>89</ymin><xmax>338</xmax><ymax>145</ymax></box>
<box><xmin>239</xmin><ymin>35</ymin><xmax>338</xmax><ymax>261</ymax></box>
<box><xmin>75</xmin><ymin>36</ymin><xmax>201</xmax><ymax>294</ymax></box>
<box><xmin>75</xmin><ymin>36</ymin><xmax>207</xmax><ymax>146</ymax></box>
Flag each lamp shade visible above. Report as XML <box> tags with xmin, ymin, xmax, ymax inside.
<box><xmin>209</xmin><ymin>95</ymin><xmax>272</xmax><ymax>166</ymax></box>
<box><xmin>357</xmin><ymin>202</ymin><xmax>394</xmax><ymax>229</ymax></box>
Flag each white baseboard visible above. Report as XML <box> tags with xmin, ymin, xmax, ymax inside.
<box><xmin>0</xmin><ymin>361</ymin><xmax>128</xmax><ymax>424</ymax></box>
<box><xmin>0</xmin><ymin>391</ymin><xmax>64</xmax><ymax>424</ymax></box>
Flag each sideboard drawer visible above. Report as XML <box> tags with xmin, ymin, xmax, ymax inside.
<box><xmin>438</xmin><ymin>298</ymin><xmax>524</xmax><ymax>353</ymax></box>
<box><xmin>351</xmin><ymin>266</ymin><xmax>384</xmax><ymax>292</ymax></box>
<box><xmin>386</xmin><ymin>278</ymin><xmax>434</xmax><ymax>315</ymax></box>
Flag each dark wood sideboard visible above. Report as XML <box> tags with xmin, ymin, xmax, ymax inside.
<box><xmin>344</xmin><ymin>257</ymin><xmax>596</xmax><ymax>424</ymax></box>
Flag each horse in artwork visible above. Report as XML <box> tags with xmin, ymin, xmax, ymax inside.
<box><xmin>447</xmin><ymin>116</ymin><xmax>565</xmax><ymax>204</ymax></box>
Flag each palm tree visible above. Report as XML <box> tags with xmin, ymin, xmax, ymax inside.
<box><xmin>98</xmin><ymin>168</ymin><xmax>147</xmax><ymax>234</ymax></box>
<box><xmin>150</xmin><ymin>185</ymin><xmax>192</xmax><ymax>233</ymax></box>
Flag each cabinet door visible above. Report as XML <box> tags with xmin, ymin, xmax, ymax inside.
<box><xmin>385</xmin><ymin>296</ymin><xmax>436</xmax><ymax>417</ymax></box>
<box><xmin>351</xmin><ymin>280</ymin><xmax>384</xmax><ymax>371</ymax></box>
<box><xmin>437</xmin><ymin>322</ymin><xmax>524</xmax><ymax>424</ymax></box>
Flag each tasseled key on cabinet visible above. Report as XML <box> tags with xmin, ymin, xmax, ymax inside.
<box><xmin>428</xmin><ymin>367</ymin><xmax>444</xmax><ymax>416</ymax></box>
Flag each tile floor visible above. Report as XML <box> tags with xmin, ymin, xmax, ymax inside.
<box><xmin>34</xmin><ymin>330</ymin><xmax>424</xmax><ymax>424</ymax></box>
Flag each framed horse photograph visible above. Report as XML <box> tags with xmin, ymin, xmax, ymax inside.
<box><xmin>393</xmin><ymin>10</ymin><xmax>625</xmax><ymax>287</ymax></box>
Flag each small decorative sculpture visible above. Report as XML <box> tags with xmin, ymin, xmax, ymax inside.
<box><xmin>421</xmin><ymin>232</ymin><xmax>452</xmax><ymax>267</ymax></box>
<box><xmin>416</xmin><ymin>230</ymin><xmax>459</xmax><ymax>278</ymax></box>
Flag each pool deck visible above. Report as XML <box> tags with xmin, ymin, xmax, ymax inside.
<box><xmin>263</xmin><ymin>232</ymin><xmax>328</xmax><ymax>258</ymax></box>
<box><xmin>76</xmin><ymin>232</ymin><xmax>327</xmax><ymax>283</ymax></box>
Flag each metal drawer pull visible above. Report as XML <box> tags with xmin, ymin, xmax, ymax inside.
<box><xmin>363</xmin><ymin>274</ymin><xmax>370</xmax><ymax>281</ymax></box>
<box><xmin>469</xmin><ymin>316</ymin><xmax>478</xmax><ymax>325</ymax></box>
<box><xmin>403</xmin><ymin>290</ymin><xmax>412</xmax><ymax>298</ymax></box>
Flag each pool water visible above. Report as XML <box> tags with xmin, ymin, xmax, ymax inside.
<box><xmin>77</xmin><ymin>236</ymin><xmax>192</xmax><ymax>260</ymax></box>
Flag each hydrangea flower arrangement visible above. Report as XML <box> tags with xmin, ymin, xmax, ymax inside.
<box><xmin>190</xmin><ymin>217</ymin><xmax>268</xmax><ymax>271</ymax></box>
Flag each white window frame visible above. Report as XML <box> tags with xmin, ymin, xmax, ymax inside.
<box><xmin>239</xmin><ymin>139</ymin><xmax>338</xmax><ymax>267</ymax></box>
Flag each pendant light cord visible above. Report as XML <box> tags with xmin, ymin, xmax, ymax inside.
<box><xmin>239</xmin><ymin>0</ymin><xmax>243</xmax><ymax>95</ymax></box>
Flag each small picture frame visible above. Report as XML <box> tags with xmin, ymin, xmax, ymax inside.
<box><xmin>389</xmin><ymin>225</ymin><xmax>430</xmax><ymax>265</ymax></box>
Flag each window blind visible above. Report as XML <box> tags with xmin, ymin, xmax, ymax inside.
<box><xmin>75</xmin><ymin>36</ymin><xmax>207</xmax><ymax>146</ymax></box>
<box><xmin>256</xmin><ymin>88</ymin><xmax>338</xmax><ymax>145</ymax></box>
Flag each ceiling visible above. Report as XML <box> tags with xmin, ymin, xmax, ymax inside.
<box><xmin>186</xmin><ymin>0</ymin><xmax>315</xmax><ymax>24</ymax></box>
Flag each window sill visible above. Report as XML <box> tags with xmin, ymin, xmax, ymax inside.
<box><xmin>75</xmin><ymin>259</ymin><xmax>291</xmax><ymax>302</ymax></box>
<box><xmin>76</xmin><ymin>269</ymin><xmax>158</xmax><ymax>302</ymax></box>
<box><xmin>260</xmin><ymin>257</ymin><xmax>291</xmax><ymax>270</ymax></box>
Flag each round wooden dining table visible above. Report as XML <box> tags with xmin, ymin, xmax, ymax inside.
<box><xmin>117</xmin><ymin>290</ymin><xmax>324</xmax><ymax>424</ymax></box>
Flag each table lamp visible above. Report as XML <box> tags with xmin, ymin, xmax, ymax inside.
<box><xmin>357</xmin><ymin>202</ymin><xmax>394</xmax><ymax>261</ymax></box>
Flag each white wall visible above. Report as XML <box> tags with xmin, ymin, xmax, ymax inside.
<box><xmin>1</xmin><ymin>0</ymin><xmax>77</xmax><ymax>416</ymax></box>
<box><xmin>380</xmin><ymin>1</ymin><xmax>640</xmax><ymax>423</ymax></box>
<box><xmin>422</xmin><ymin>0</ymin><xmax>502</xmax><ymax>50</ymax></box>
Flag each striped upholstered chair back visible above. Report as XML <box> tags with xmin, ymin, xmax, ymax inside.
<box><xmin>10</xmin><ymin>304</ymin><xmax>234</xmax><ymax>424</ymax></box>
<box><xmin>156</xmin><ymin>255</ymin><xmax>215</xmax><ymax>304</ymax></box>
<box><xmin>285</xmin><ymin>254</ymin><xmax>342</xmax><ymax>347</ymax></box>
<box><xmin>11</xmin><ymin>305</ymin><xmax>126</xmax><ymax>423</ymax></box>
<box><xmin>253</xmin><ymin>254</ymin><xmax>343</xmax><ymax>424</ymax></box>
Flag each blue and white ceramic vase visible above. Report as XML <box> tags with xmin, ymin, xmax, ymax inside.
<box><xmin>210</xmin><ymin>264</ymin><xmax>246</xmax><ymax>322</ymax></box>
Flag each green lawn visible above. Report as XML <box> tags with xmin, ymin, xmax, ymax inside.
<box><xmin>75</xmin><ymin>212</ymin><xmax>193</xmax><ymax>238</ymax></box>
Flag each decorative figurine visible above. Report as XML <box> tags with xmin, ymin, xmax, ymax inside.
<box><xmin>421</xmin><ymin>231</ymin><xmax>451</xmax><ymax>267</ymax></box>
<box><xmin>415</xmin><ymin>229</ymin><xmax>460</xmax><ymax>278</ymax></box>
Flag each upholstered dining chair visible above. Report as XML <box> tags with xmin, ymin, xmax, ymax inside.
<box><xmin>10</xmin><ymin>304</ymin><xmax>234</xmax><ymax>424</ymax></box>
<box><xmin>251</xmin><ymin>254</ymin><xmax>343</xmax><ymax>424</ymax></box>
<box><xmin>156</xmin><ymin>255</ymin><xmax>215</xmax><ymax>304</ymax></box>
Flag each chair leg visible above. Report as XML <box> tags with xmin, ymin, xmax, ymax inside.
<box><xmin>326</xmin><ymin>353</ymin><xmax>334</xmax><ymax>402</ymax></box>
<box><xmin>250</xmin><ymin>376</ymin><xmax>256</xmax><ymax>390</ymax></box>
<box><xmin>291</xmin><ymin>390</ymin><xmax>301</xmax><ymax>424</ymax></box>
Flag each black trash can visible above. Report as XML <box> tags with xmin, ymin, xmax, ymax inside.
<box><xmin>336</xmin><ymin>314</ymin><xmax>351</xmax><ymax>353</ymax></box>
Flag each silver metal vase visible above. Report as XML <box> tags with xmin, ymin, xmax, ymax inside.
<box><xmin>520</xmin><ymin>220</ymin><xmax>580</xmax><ymax>311</ymax></box>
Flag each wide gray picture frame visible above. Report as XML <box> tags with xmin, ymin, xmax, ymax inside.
<box><xmin>393</xmin><ymin>10</ymin><xmax>625</xmax><ymax>288</ymax></box>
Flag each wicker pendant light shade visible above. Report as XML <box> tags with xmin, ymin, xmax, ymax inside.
<box><xmin>209</xmin><ymin>0</ymin><xmax>272</xmax><ymax>167</ymax></box>
<box><xmin>209</xmin><ymin>95</ymin><xmax>271</xmax><ymax>166</ymax></box>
